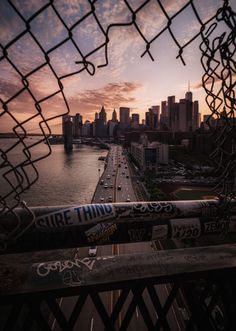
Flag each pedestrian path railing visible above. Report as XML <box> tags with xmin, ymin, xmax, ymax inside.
<box><xmin>1</xmin><ymin>243</ymin><xmax>236</xmax><ymax>330</ymax></box>
<box><xmin>1</xmin><ymin>199</ymin><xmax>236</xmax><ymax>330</ymax></box>
<box><xmin>0</xmin><ymin>199</ymin><xmax>235</xmax><ymax>254</ymax></box>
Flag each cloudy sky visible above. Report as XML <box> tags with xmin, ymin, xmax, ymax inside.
<box><xmin>0</xmin><ymin>0</ymin><xmax>234</xmax><ymax>133</ymax></box>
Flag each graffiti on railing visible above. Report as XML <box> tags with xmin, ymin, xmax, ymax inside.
<box><xmin>36</xmin><ymin>257</ymin><xmax>96</xmax><ymax>277</ymax></box>
<box><xmin>0</xmin><ymin>200</ymin><xmax>236</xmax><ymax>254</ymax></box>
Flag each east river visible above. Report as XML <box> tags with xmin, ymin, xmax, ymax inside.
<box><xmin>0</xmin><ymin>138</ymin><xmax>108</xmax><ymax>208</ymax></box>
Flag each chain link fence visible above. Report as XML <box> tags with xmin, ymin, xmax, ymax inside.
<box><xmin>0</xmin><ymin>0</ymin><xmax>235</xmax><ymax>244</ymax></box>
<box><xmin>200</xmin><ymin>1</ymin><xmax>236</xmax><ymax>205</ymax></box>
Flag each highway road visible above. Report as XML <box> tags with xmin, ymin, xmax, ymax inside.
<box><xmin>53</xmin><ymin>145</ymin><xmax>183</xmax><ymax>330</ymax></box>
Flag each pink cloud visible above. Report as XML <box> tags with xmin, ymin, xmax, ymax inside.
<box><xmin>68</xmin><ymin>81</ymin><xmax>142</xmax><ymax>120</ymax></box>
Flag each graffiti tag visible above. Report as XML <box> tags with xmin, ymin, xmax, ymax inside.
<box><xmin>36</xmin><ymin>257</ymin><xmax>95</xmax><ymax>277</ymax></box>
<box><xmin>133</xmin><ymin>202</ymin><xmax>176</xmax><ymax>215</ymax></box>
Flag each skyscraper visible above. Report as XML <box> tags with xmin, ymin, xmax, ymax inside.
<box><xmin>119</xmin><ymin>107</ymin><xmax>130</xmax><ymax>129</ymax></box>
<box><xmin>145</xmin><ymin>107</ymin><xmax>159</xmax><ymax>129</ymax></box>
<box><xmin>82</xmin><ymin>120</ymin><xmax>91</xmax><ymax>137</ymax></box>
<box><xmin>112</xmin><ymin>109</ymin><xmax>118</xmax><ymax>122</ymax></box>
<box><xmin>185</xmin><ymin>91</ymin><xmax>193</xmax><ymax>102</ymax></box>
<box><xmin>93</xmin><ymin>106</ymin><xmax>107</xmax><ymax>137</ymax></box>
<box><xmin>179</xmin><ymin>99</ymin><xmax>188</xmax><ymax>132</ymax></box>
<box><xmin>131</xmin><ymin>113</ymin><xmax>140</xmax><ymax>129</ymax></box>
<box><xmin>152</xmin><ymin>105</ymin><xmax>160</xmax><ymax>129</ymax></box>
<box><xmin>74</xmin><ymin>113</ymin><xmax>83</xmax><ymax>137</ymax></box>
<box><xmin>145</xmin><ymin>110</ymin><xmax>150</xmax><ymax>128</ymax></box>
<box><xmin>193</xmin><ymin>100</ymin><xmax>199</xmax><ymax>131</ymax></box>
<box><xmin>99</xmin><ymin>106</ymin><xmax>107</xmax><ymax>124</ymax></box>
<box><xmin>160</xmin><ymin>101</ymin><xmax>168</xmax><ymax>129</ymax></box>
<box><xmin>168</xmin><ymin>96</ymin><xmax>175</xmax><ymax>130</ymax></box>
<box><xmin>172</xmin><ymin>102</ymin><xmax>180</xmax><ymax>132</ymax></box>
<box><xmin>161</xmin><ymin>101</ymin><xmax>168</xmax><ymax>117</ymax></box>
<box><xmin>180</xmin><ymin>95</ymin><xmax>194</xmax><ymax>132</ymax></box>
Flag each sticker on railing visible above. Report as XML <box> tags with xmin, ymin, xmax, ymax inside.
<box><xmin>128</xmin><ymin>228</ymin><xmax>146</xmax><ymax>241</ymax></box>
<box><xmin>170</xmin><ymin>218</ymin><xmax>201</xmax><ymax>239</ymax></box>
<box><xmin>85</xmin><ymin>222</ymin><xmax>117</xmax><ymax>242</ymax></box>
<box><xmin>152</xmin><ymin>224</ymin><xmax>168</xmax><ymax>240</ymax></box>
<box><xmin>203</xmin><ymin>220</ymin><xmax>229</xmax><ymax>234</ymax></box>
<box><xmin>36</xmin><ymin>204</ymin><xmax>115</xmax><ymax>227</ymax></box>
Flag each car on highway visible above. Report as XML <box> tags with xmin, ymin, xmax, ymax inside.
<box><xmin>126</xmin><ymin>197</ymin><xmax>131</xmax><ymax>202</ymax></box>
<box><xmin>117</xmin><ymin>185</ymin><xmax>121</xmax><ymax>190</ymax></box>
<box><xmin>108</xmin><ymin>196</ymin><xmax>113</xmax><ymax>202</ymax></box>
<box><xmin>126</xmin><ymin>175</ymin><xmax>129</xmax><ymax>178</ymax></box>
<box><xmin>107</xmin><ymin>175</ymin><xmax>111</xmax><ymax>179</ymax></box>
<box><xmin>104</xmin><ymin>183</ymin><xmax>108</xmax><ymax>188</ymax></box>
<box><xmin>100</xmin><ymin>179</ymin><xmax>104</xmax><ymax>185</ymax></box>
<box><xmin>100</xmin><ymin>197</ymin><xmax>104</xmax><ymax>202</ymax></box>
<box><xmin>89</xmin><ymin>246</ymin><xmax>97</xmax><ymax>257</ymax></box>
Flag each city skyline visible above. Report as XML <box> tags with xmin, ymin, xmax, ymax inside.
<box><xmin>63</xmin><ymin>88</ymin><xmax>200</xmax><ymax>123</ymax></box>
<box><xmin>1</xmin><ymin>0</ymin><xmax>234</xmax><ymax>134</ymax></box>
<box><xmin>63</xmin><ymin>88</ymin><xmax>201</xmax><ymax>140</ymax></box>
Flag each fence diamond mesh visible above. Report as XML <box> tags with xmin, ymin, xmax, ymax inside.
<box><xmin>0</xmin><ymin>0</ymin><xmax>235</xmax><ymax>246</ymax></box>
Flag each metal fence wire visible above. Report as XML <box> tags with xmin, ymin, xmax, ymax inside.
<box><xmin>0</xmin><ymin>0</ymin><xmax>235</xmax><ymax>223</ymax></box>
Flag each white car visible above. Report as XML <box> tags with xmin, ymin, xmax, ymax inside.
<box><xmin>89</xmin><ymin>246</ymin><xmax>97</xmax><ymax>257</ymax></box>
<box><xmin>104</xmin><ymin>183</ymin><xmax>108</xmax><ymax>188</ymax></box>
<box><xmin>126</xmin><ymin>197</ymin><xmax>131</xmax><ymax>202</ymax></box>
<box><xmin>100</xmin><ymin>197</ymin><xmax>104</xmax><ymax>202</ymax></box>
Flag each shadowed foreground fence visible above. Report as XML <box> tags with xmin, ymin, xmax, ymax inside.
<box><xmin>1</xmin><ymin>244</ymin><xmax>236</xmax><ymax>330</ymax></box>
<box><xmin>1</xmin><ymin>199</ymin><xmax>236</xmax><ymax>330</ymax></box>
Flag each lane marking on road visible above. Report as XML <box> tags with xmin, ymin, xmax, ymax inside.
<box><xmin>90</xmin><ymin>317</ymin><xmax>94</xmax><ymax>331</ymax></box>
<box><xmin>52</xmin><ymin>297</ymin><xmax>63</xmax><ymax>330</ymax></box>
<box><xmin>164</xmin><ymin>284</ymin><xmax>181</xmax><ymax>331</ymax></box>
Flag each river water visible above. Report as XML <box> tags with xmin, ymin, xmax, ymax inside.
<box><xmin>0</xmin><ymin>138</ymin><xmax>108</xmax><ymax>208</ymax></box>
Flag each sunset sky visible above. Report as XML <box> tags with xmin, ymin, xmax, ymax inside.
<box><xmin>0</xmin><ymin>0</ymin><xmax>234</xmax><ymax>134</ymax></box>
